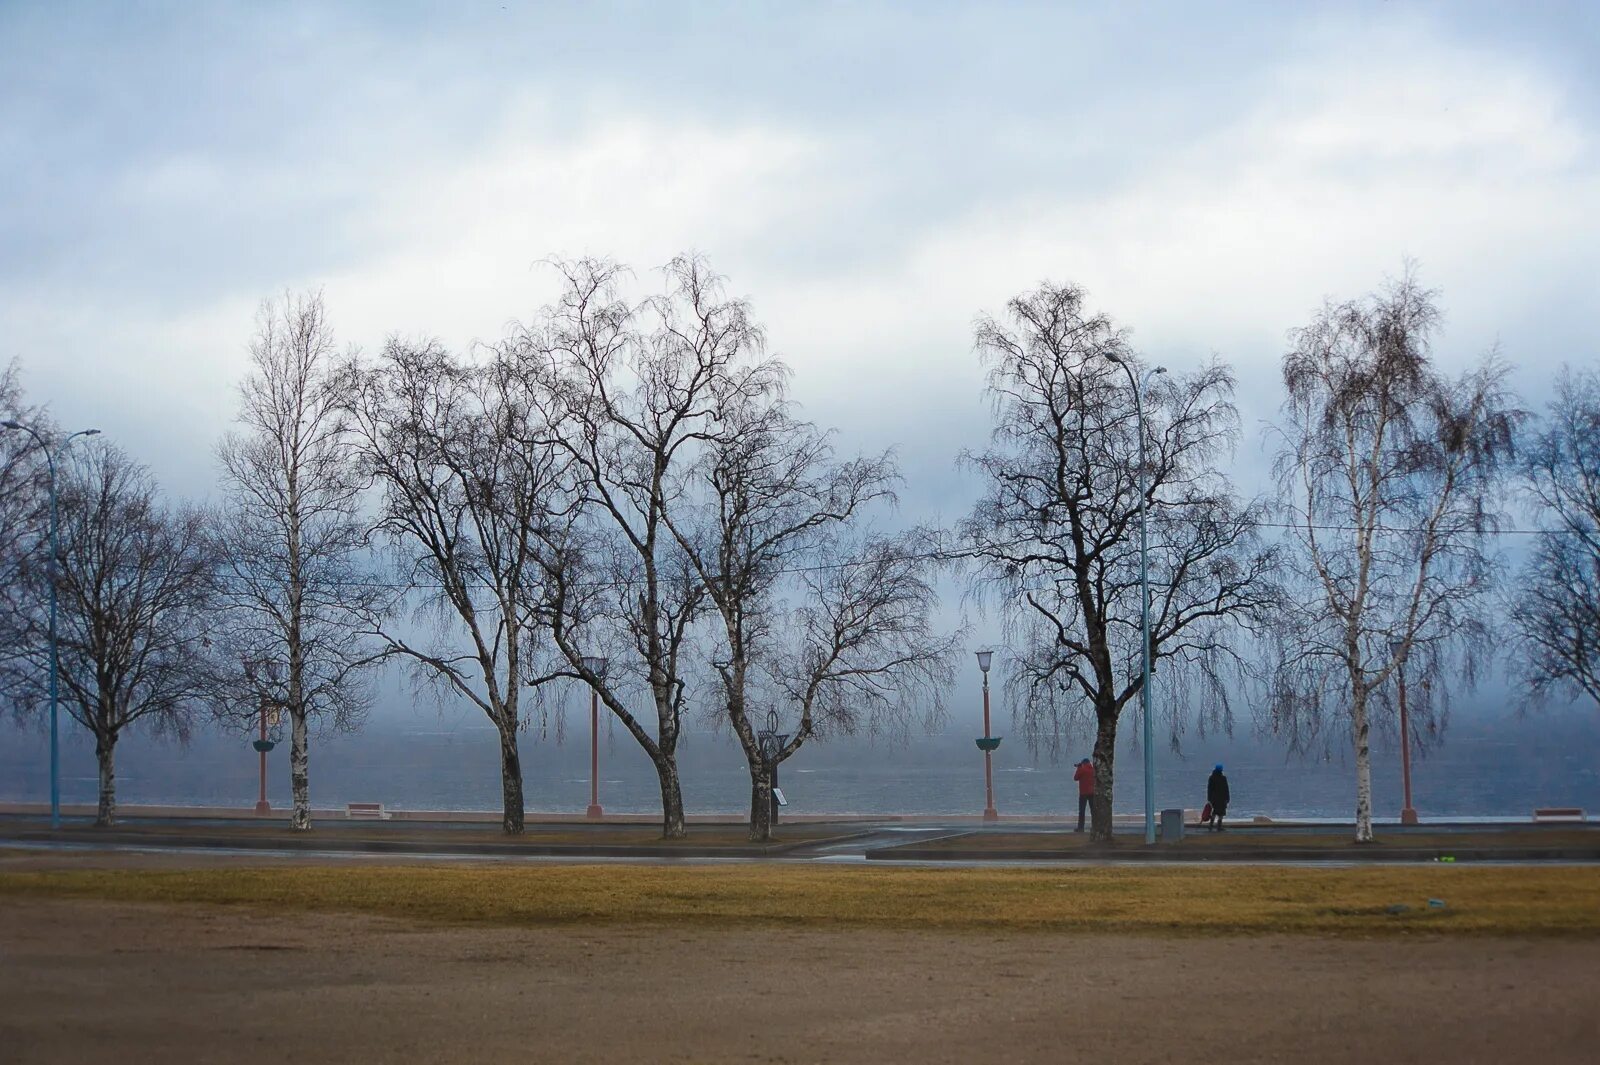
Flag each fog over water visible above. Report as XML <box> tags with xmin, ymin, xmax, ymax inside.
<box><xmin>4</xmin><ymin>696</ymin><xmax>1595</xmax><ymax>821</ymax></box>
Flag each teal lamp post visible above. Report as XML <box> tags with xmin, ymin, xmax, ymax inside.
<box><xmin>1104</xmin><ymin>357</ymin><xmax>1164</xmax><ymax>845</ymax></box>
<box><xmin>2</xmin><ymin>421</ymin><xmax>102</xmax><ymax>829</ymax></box>
<box><xmin>975</xmin><ymin>650</ymin><xmax>1000</xmax><ymax>822</ymax></box>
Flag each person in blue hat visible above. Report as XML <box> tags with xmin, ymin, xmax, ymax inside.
<box><xmin>1206</xmin><ymin>764</ymin><xmax>1231</xmax><ymax>831</ymax></box>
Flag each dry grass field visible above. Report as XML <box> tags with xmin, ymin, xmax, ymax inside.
<box><xmin>4</xmin><ymin>860</ymin><xmax>1599</xmax><ymax>936</ymax></box>
<box><xmin>6</xmin><ymin>859</ymin><xmax>1600</xmax><ymax>1062</ymax></box>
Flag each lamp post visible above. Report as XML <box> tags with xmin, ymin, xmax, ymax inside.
<box><xmin>254</xmin><ymin>701</ymin><xmax>274</xmax><ymax>814</ymax></box>
<box><xmin>756</xmin><ymin>709</ymin><xmax>790</xmax><ymax>826</ymax></box>
<box><xmin>580</xmin><ymin>656</ymin><xmax>607</xmax><ymax>818</ymax></box>
<box><xmin>3</xmin><ymin>421</ymin><xmax>101</xmax><ymax>829</ymax></box>
<box><xmin>975</xmin><ymin>650</ymin><xmax>1000</xmax><ymax>822</ymax></box>
<box><xmin>1104</xmin><ymin>357</ymin><xmax>1165</xmax><ymax>845</ymax></box>
<box><xmin>1389</xmin><ymin>639</ymin><xmax>1419</xmax><ymax>826</ymax></box>
<box><xmin>243</xmin><ymin>659</ymin><xmax>281</xmax><ymax>815</ymax></box>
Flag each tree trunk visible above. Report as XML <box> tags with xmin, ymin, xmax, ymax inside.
<box><xmin>94</xmin><ymin>734</ymin><xmax>117</xmax><ymax>827</ymax></box>
<box><xmin>498</xmin><ymin>725</ymin><xmax>525</xmax><ymax>834</ymax></box>
<box><xmin>656</xmin><ymin>755</ymin><xmax>686</xmax><ymax>839</ymax></box>
<box><xmin>1351</xmin><ymin>681</ymin><xmax>1375</xmax><ymax>843</ymax></box>
<box><xmin>748</xmin><ymin>761</ymin><xmax>773</xmax><ymax>842</ymax></box>
<box><xmin>289</xmin><ymin>710</ymin><xmax>311</xmax><ymax>831</ymax></box>
<box><xmin>1090</xmin><ymin>710</ymin><xmax>1118</xmax><ymax>843</ymax></box>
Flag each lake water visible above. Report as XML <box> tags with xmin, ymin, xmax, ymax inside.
<box><xmin>3</xmin><ymin>702</ymin><xmax>1597</xmax><ymax>821</ymax></box>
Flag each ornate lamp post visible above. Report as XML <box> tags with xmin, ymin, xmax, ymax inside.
<box><xmin>756</xmin><ymin>709</ymin><xmax>791</xmax><ymax>826</ymax></box>
<box><xmin>580</xmin><ymin>656</ymin><xmax>608</xmax><ymax>819</ymax></box>
<box><xmin>252</xmin><ymin>701</ymin><xmax>277</xmax><ymax>815</ymax></box>
<box><xmin>975</xmin><ymin>650</ymin><xmax>1000</xmax><ymax>822</ymax></box>
<box><xmin>1104</xmin><ymin>356</ymin><xmax>1166</xmax><ymax>845</ymax></box>
<box><xmin>1389</xmin><ymin>639</ymin><xmax>1420</xmax><ymax>826</ymax></box>
<box><xmin>243</xmin><ymin>659</ymin><xmax>282</xmax><ymax>815</ymax></box>
<box><xmin>3</xmin><ymin>421</ymin><xmax>101</xmax><ymax>829</ymax></box>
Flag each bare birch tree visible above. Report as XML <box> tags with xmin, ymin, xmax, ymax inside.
<box><xmin>346</xmin><ymin>340</ymin><xmax>574</xmax><ymax>833</ymax></box>
<box><xmin>960</xmin><ymin>282</ymin><xmax>1277</xmax><ymax>842</ymax></box>
<box><xmin>768</xmin><ymin>531</ymin><xmax>954</xmax><ymax>817</ymax></box>
<box><xmin>0</xmin><ymin>362</ymin><xmax>48</xmax><ymax>702</ymax></box>
<box><xmin>11</xmin><ymin>444</ymin><xmax>217</xmax><ymax>825</ymax></box>
<box><xmin>665</xmin><ymin>371</ymin><xmax>953</xmax><ymax>840</ymax></box>
<box><xmin>1268</xmin><ymin>270</ymin><xmax>1520</xmax><ymax>842</ymax></box>
<box><xmin>213</xmin><ymin>291</ymin><xmax>380</xmax><ymax>830</ymax></box>
<box><xmin>1509</xmin><ymin>366</ymin><xmax>1600</xmax><ymax>708</ymax></box>
<box><xmin>516</xmin><ymin>255</ymin><xmax>768</xmax><ymax>838</ymax></box>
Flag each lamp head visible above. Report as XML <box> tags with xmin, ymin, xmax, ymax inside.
<box><xmin>1</xmin><ymin>420</ymin><xmax>21</xmax><ymax>430</ymax></box>
<box><xmin>82</xmin><ymin>429</ymin><xmax>102</xmax><ymax>437</ymax></box>
<box><xmin>580</xmin><ymin>655</ymin><xmax>608</xmax><ymax>677</ymax></box>
<box><xmin>975</xmin><ymin>649</ymin><xmax>993</xmax><ymax>674</ymax></box>
<box><xmin>1153</xmin><ymin>366</ymin><xmax>1167</xmax><ymax>376</ymax></box>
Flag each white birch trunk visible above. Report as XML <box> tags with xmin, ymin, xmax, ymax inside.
<box><xmin>95</xmin><ymin>736</ymin><xmax>117</xmax><ymax>828</ymax></box>
<box><xmin>289</xmin><ymin>710</ymin><xmax>310</xmax><ymax>830</ymax></box>
<box><xmin>748</xmin><ymin>762</ymin><xmax>773</xmax><ymax>842</ymax></box>
<box><xmin>657</xmin><ymin>756</ymin><xmax>686</xmax><ymax>839</ymax></box>
<box><xmin>1090</xmin><ymin>711</ymin><xmax>1118</xmax><ymax>843</ymax></box>
<box><xmin>498</xmin><ymin>723</ymin><xmax>525</xmax><ymax>834</ymax></box>
<box><xmin>1352</xmin><ymin>683</ymin><xmax>1375</xmax><ymax>843</ymax></box>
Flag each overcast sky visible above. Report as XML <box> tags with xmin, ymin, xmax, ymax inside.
<box><xmin>5</xmin><ymin>0</ymin><xmax>1597</xmax><ymax>518</ymax></box>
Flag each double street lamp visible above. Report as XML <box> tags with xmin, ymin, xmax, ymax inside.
<box><xmin>243</xmin><ymin>658</ymin><xmax>284</xmax><ymax>815</ymax></box>
<box><xmin>580</xmin><ymin>656</ymin><xmax>608</xmax><ymax>819</ymax></box>
<box><xmin>3</xmin><ymin>421</ymin><xmax>101</xmax><ymax>829</ymax></box>
<box><xmin>1104</xmin><ymin>356</ymin><xmax>1165</xmax><ymax>845</ymax></box>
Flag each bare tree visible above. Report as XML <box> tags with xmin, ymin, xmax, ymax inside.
<box><xmin>665</xmin><ymin>369</ymin><xmax>952</xmax><ymax>840</ymax></box>
<box><xmin>10</xmin><ymin>444</ymin><xmax>217</xmax><ymax>825</ymax></box>
<box><xmin>770</xmin><ymin>532</ymin><xmax>955</xmax><ymax>815</ymax></box>
<box><xmin>0</xmin><ymin>362</ymin><xmax>48</xmax><ymax>702</ymax></box>
<box><xmin>0</xmin><ymin>362</ymin><xmax>43</xmax><ymax>543</ymax></box>
<box><xmin>960</xmin><ymin>282</ymin><xmax>1277</xmax><ymax>842</ymax></box>
<box><xmin>212</xmin><ymin>291</ymin><xmax>380</xmax><ymax>830</ymax></box>
<box><xmin>517</xmin><ymin>255</ymin><xmax>771</xmax><ymax>838</ymax></box>
<box><xmin>1509</xmin><ymin>366</ymin><xmax>1600</xmax><ymax>708</ymax></box>
<box><xmin>1268</xmin><ymin>269</ymin><xmax>1520</xmax><ymax>842</ymax></box>
<box><xmin>346</xmin><ymin>340</ymin><xmax>574</xmax><ymax>833</ymax></box>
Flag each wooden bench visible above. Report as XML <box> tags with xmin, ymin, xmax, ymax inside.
<box><xmin>346</xmin><ymin>802</ymin><xmax>391</xmax><ymax>820</ymax></box>
<box><xmin>1532</xmin><ymin>807</ymin><xmax>1586</xmax><ymax>823</ymax></box>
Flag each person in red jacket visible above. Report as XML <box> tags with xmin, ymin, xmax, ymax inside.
<box><xmin>1072</xmin><ymin>758</ymin><xmax>1095</xmax><ymax>832</ymax></box>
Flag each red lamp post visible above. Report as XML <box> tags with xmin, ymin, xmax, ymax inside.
<box><xmin>254</xmin><ymin>701</ymin><xmax>272</xmax><ymax>814</ymax></box>
<box><xmin>581</xmin><ymin>656</ymin><xmax>608</xmax><ymax>819</ymax></box>
<box><xmin>975</xmin><ymin>650</ymin><xmax>1000</xmax><ymax>822</ymax></box>
<box><xmin>244</xmin><ymin>659</ymin><xmax>279</xmax><ymax>816</ymax></box>
<box><xmin>1391</xmin><ymin>640</ymin><xmax>1419</xmax><ymax>826</ymax></box>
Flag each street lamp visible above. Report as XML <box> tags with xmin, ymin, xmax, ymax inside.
<box><xmin>580</xmin><ymin>656</ymin><xmax>608</xmax><ymax>819</ymax></box>
<box><xmin>1104</xmin><ymin>356</ymin><xmax>1165</xmax><ymax>845</ymax></box>
<box><xmin>3</xmin><ymin>421</ymin><xmax>101</xmax><ymax>829</ymax></box>
<box><xmin>243</xmin><ymin>658</ymin><xmax>283</xmax><ymax>815</ymax></box>
<box><xmin>1388</xmin><ymin>639</ymin><xmax>1420</xmax><ymax>826</ymax></box>
<box><xmin>975</xmin><ymin>650</ymin><xmax>1000</xmax><ymax>822</ymax></box>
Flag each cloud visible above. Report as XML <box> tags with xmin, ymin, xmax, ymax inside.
<box><xmin>752</xmin><ymin>32</ymin><xmax>1599</xmax><ymax>466</ymax></box>
<box><xmin>2</xmin><ymin>5</ymin><xmax>1596</xmax><ymax>518</ymax></box>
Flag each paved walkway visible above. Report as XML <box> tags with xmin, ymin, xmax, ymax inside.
<box><xmin>3</xmin><ymin>812</ymin><xmax>1595</xmax><ymax>865</ymax></box>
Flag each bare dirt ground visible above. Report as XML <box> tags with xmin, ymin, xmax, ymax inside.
<box><xmin>3</xmin><ymin>896</ymin><xmax>1596</xmax><ymax>1064</ymax></box>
